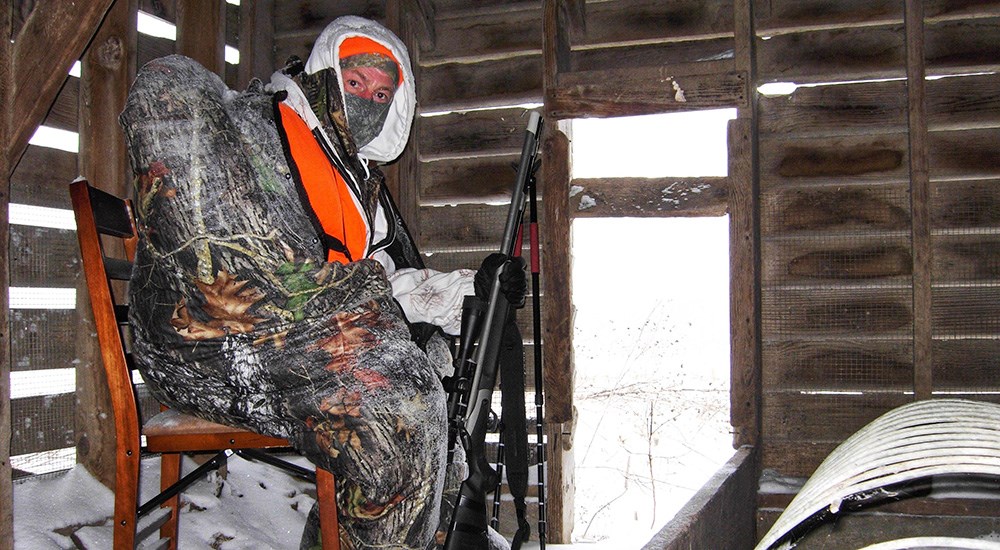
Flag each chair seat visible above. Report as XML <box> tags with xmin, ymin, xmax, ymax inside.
<box><xmin>143</xmin><ymin>409</ymin><xmax>292</xmax><ymax>453</ymax></box>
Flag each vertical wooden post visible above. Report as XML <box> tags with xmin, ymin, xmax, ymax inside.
<box><xmin>1</xmin><ymin>7</ymin><xmax>13</xmax><ymax>547</ymax></box>
<box><xmin>236</xmin><ymin>0</ymin><xmax>274</xmax><ymax>90</ymax></box>
<box><xmin>385</xmin><ymin>0</ymin><xmax>422</xmax><ymax>234</ymax></box>
<box><xmin>730</xmin><ymin>0</ymin><xmax>762</xmax><ymax>451</ymax></box>
<box><xmin>177</xmin><ymin>0</ymin><xmax>226</xmax><ymax>76</ymax></box>
<box><xmin>77</xmin><ymin>0</ymin><xmax>138</xmax><ymax>489</ymax></box>
<box><xmin>905</xmin><ymin>0</ymin><xmax>932</xmax><ymax>399</ymax></box>
<box><xmin>541</xmin><ymin>3</ymin><xmax>577</xmax><ymax>540</ymax></box>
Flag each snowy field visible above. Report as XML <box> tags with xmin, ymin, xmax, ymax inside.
<box><xmin>569</xmin><ymin>216</ymin><xmax>734</xmax><ymax>547</ymax></box>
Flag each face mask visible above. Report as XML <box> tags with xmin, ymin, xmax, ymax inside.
<box><xmin>343</xmin><ymin>92</ymin><xmax>391</xmax><ymax>149</ymax></box>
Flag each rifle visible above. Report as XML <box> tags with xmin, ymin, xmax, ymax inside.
<box><xmin>444</xmin><ymin>111</ymin><xmax>543</xmax><ymax>550</ymax></box>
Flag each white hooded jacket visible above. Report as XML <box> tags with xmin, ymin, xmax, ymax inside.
<box><xmin>269</xmin><ymin>16</ymin><xmax>473</xmax><ymax>335</ymax></box>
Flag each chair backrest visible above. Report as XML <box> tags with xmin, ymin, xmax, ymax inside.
<box><xmin>70</xmin><ymin>180</ymin><xmax>142</xmax><ymax>449</ymax></box>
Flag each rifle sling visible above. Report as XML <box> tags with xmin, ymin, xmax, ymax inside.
<box><xmin>499</xmin><ymin>317</ymin><xmax>530</xmax><ymax>544</ymax></box>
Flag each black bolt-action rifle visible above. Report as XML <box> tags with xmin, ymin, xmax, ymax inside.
<box><xmin>444</xmin><ymin>111</ymin><xmax>543</xmax><ymax>550</ymax></box>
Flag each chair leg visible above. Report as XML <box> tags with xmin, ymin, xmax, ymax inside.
<box><xmin>316</xmin><ymin>468</ymin><xmax>340</xmax><ymax>550</ymax></box>
<box><xmin>114</xmin><ymin>451</ymin><xmax>141</xmax><ymax>550</ymax></box>
<box><xmin>159</xmin><ymin>452</ymin><xmax>182</xmax><ymax>550</ymax></box>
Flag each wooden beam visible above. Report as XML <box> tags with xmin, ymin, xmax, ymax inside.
<box><xmin>570</xmin><ymin>176</ymin><xmax>729</xmax><ymax>218</ymax></box>
<box><xmin>542</xmin><ymin>0</ymin><xmax>574</xmax><ymax>115</ymax></box>
<box><xmin>176</xmin><ymin>0</ymin><xmax>226</xmax><ymax>76</ymax></box>
<box><xmin>540</xmin><ymin>126</ymin><xmax>575</xmax><ymax>543</ymax></box>
<box><xmin>407</xmin><ymin>0</ymin><xmax>436</xmax><ymax>52</ymax></box>
<box><xmin>1</xmin><ymin>4</ymin><xmax>12</xmax><ymax>547</ymax></box>
<box><xmin>386</xmin><ymin>0</ymin><xmax>422</xmax><ymax>240</ymax></box>
<box><xmin>6</xmin><ymin>0</ymin><xmax>115</xmax><ymax>177</ymax></box>
<box><xmin>237</xmin><ymin>0</ymin><xmax>274</xmax><ymax>89</ymax></box>
<box><xmin>905</xmin><ymin>0</ymin><xmax>932</xmax><ymax>398</ymax></box>
<box><xmin>76</xmin><ymin>0</ymin><xmax>138</xmax><ymax>489</ymax></box>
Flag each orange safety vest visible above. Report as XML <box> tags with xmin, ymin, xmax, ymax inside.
<box><xmin>276</xmin><ymin>102</ymin><xmax>369</xmax><ymax>264</ymax></box>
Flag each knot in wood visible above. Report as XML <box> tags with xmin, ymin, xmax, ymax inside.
<box><xmin>97</xmin><ymin>36</ymin><xmax>124</xmax><ymax>69</ymax></box>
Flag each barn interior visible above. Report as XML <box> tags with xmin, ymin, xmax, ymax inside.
<box><xmin>2</xmin><ymin>0</ymin><xmax>1000</xmax><ymax>549</ymax></box>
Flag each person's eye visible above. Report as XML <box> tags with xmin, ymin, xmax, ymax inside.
<box><xmin>374</xmin><ymin>90</ymin><xmax>392</xmax><ymax>104</ymax></box>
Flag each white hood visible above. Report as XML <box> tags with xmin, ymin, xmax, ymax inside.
<box><xmin>304</xmin><ymin>16</ymin><xmax>416</xmax><ymax>163</ymax></box>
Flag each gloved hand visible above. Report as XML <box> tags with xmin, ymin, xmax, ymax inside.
<box><xmin>474</xmin><ymin>253</ymin><xmax>528</xmax><ymax>308</ymax></box>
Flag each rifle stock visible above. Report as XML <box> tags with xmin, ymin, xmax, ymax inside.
<box><xmin>444</xmin><ymin>112</ymin><xmax>543</xmax><ymax>549</ymax></box>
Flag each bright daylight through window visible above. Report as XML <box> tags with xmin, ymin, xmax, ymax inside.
<box><xmin>569</xmin><ymin>108</ymin><xmax>736</xmax><ymax>546</ymax></box>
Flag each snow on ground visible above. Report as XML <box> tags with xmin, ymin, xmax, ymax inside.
<box><xmin>14</xmin><ymin>453</ymin><xmax>316</xmax><ymax>549</ymax></box>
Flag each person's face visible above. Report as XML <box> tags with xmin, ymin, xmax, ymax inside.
<box><xmin>341</xmin><ymin>66</ymin><xmax>395</xmax><ymax>104</ymax></box>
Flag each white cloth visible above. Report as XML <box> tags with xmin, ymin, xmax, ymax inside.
<box><xmin>388</xmin><ymin>268</ymin><xmax>475</xmax><ymax>336</ymax></box>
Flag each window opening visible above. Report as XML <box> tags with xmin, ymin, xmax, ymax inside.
<box><xmin>570</xmin><ymin>109</ymin><xmax>735</xmax><ymax>545</ymax></box>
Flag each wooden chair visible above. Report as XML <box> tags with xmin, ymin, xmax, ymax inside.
<box><xmin>70</xmin><ymin>180</ymin><xmax>340</xmax><ymax>550</ymax></box>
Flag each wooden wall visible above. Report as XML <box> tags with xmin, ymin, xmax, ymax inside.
<box><xmin>754</xmin><ymin>0</ymin><xmax>1000</xmax><ymax>540</ymax></box>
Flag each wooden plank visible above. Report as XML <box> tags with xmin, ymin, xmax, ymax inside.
<box><xmin>572</xmin><ymin>37</ymin><xmax>736</xmax><ymax>74</ymax></box>
<box><xmin>932</xmin><ymin>233</ymin><xmax>1000</xmax><ymax>280</ymax></box>
<box><xmin>42</xmin><ymin>77</ymin><xmax>80</xmax><ymax>133</ymax></box>
<box><xmin>579</xmin><ymin>0</ymin><xmax>735</xmax><ymax>48</ymax></box>
<box><xmin>539</xmin><ymin>127</ymin><xmax>574</xmax><ymax>425</ymax></box>
<box><xmin>418</xmin><ymin>203</ymin><xmax>512</xmax><ymax>253</ymax></box>
<box><xmin>756</xmin><ymin>24</ymin><xmax>905</xmax><ymax>84</ymax></box>
<box><xmin>549</xmin><ymin>62</ymin><xmax>747</xmax><ymax>119</ymax></box>
<box><xmin>927</xmin><ymin>128</ymin><xmax>1000</xmax><ymax>180</ymax></box>
<box><xmin>759</xmin><ymin>73</ymin><xmax>1000</xmax><ymax>136</ymax></box>
<box><xmin>419</xmin><ymin>155</ymin><xmax>527</xmax><ymax>206</ymax></box>
<box><xmin>925</xmin><ymin>16</ymin><xmax>1000</xmax><ymax>76</ymax></box>
<box><xmin>271</xmin><ymin>4</ymin><xmax>390</xmax><ymax>70</ymax></box>
<box><xmin>762</xmin><ymin>236</ymin><xmax>913</xmax><ymax>286</ymax></box>
<box><xmin>928</xmin><ymin>72</ymin><xmax>1000</xmax><ymax>131</ymax></box>
<box><xmin>9</xmin><ymin>393</ymin><xmax>76</xmax><ymax>456</ymax></box>
<box><xmin>545</xmin><ymin>421</ymin><xmax>575</xmax><ymax>544</ymax></box>
<box><xmin>9</xmin><ymin>227</ymin><xmax>79</xmax><ymax>287</ymax></box>
<box><xmin>177</xmin><ymin>0</ymin><xmax>225</xmax><ymax>76</ymax></box>
<box><xmin>9</xmin><ymin>309</ymin><xmax>78</xmax><ymax>373</ymax></box>
<box><xmin>420</xmin><ymin>4</ymin><xmax>541</xmax><ymax>66</ymax></box>
<box><xmin>570</xmin><ymin>176</ymin><xmax>728</xmax><ymax>218</ymax></box>
<box><xmin>7</xmin><ymin>0</ymin><xmax>114</xmax><ymax>174</ymax></box>
<box><xmin>762</xmin><ymin>390</ymin><xmax>909</xmax><ymax>444</ymax></box>
<box><xmin>641</xmin><ymin>447</ymin><xmax>756</xmax><ymax>550</ymax></box>
<box><xmin>759</xmin><ymin>133</ymin><xmax>909</xmax><ymax>188</ymax></box>
<box><xmin>1</xmin><ymin>5</ymin><xmax>11</xmax><ymax>540</ymax></box>
<box><xmin>756</xmin><ymin>0</ymin><xmax>1000</xmax><ymax>35</ymax></box>
<box><xmin>138</xmin><ymin>0</ymin><xmax>177</xmax><ymax>20</ymax></box>
<box><xmin>761</xmin><ymin>286</ymin><xmax>913</xmax><ymax>339</ymax></box>
<box><xmin>420</xmin><ymin>55</ymin><xmax>544</xmax><ymax>113</ymax></box>
<box><xmin>762</xmin><ymin>340</ymin><xmax>913</xmax><ymax>392</ymax></box>
<box><xmin>728</xmin><ymin>117</ymin><xmax>761</xmax><ymax>449</ymax></box>
<box><xmin>933</xmin><ymin>340</ymin><xmax>1000</xmax><ymax>391</ymax></box>
<box><xmin>137</xmin><ymin>32</ymin><xmax>175</xmax><ymax>69</ymax></box>
<box><xmin>760</xmin><ymin>184</ymin><xmax>911</xmax><ymax>236</ymax></box>
<box><xmin>932</xmin><ymin>286</ymin><xmax>1000</xmax><ymax>337</ymax></box>
<box><xmin>9</xmin><ymin>145</ymin><xmax>79</xmax><ymax>209</ymax></box>
<box><xmin>237</xmin><ymin>0</ymin><xmax>274</xmax><ymax>90</ymax></box>
<box><xmin>755</xmin><ymin>0</ymin><xmax>903</xmax><ymax>35</ymax></box>
<box><xmin>272</xmin><ymin>0</ymin><xmax>385</xmax><ymax>34</ymax></box>
<box><xmin>906</xmin><ymin>0</ymin><xmax>932</xmax><ymax>399</ymax></box>
<box><xmin>758</xmin><ymin>79</ymin><xmax>908</xmax><ymax>137</ymax></box>
<box><xmin>757</xmin><ymin>17</ymin><xmax>1000</xmax><ymax>84</ymax></box>
<box><xmin>386</xmin><ymin>1</ymin><xmax>422</xmax><ymax>250</ymax></box>
<box><xmin>418</xmin><ymin>108</ymin><xmax>539</xmax><ymax>161</ymax></box>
